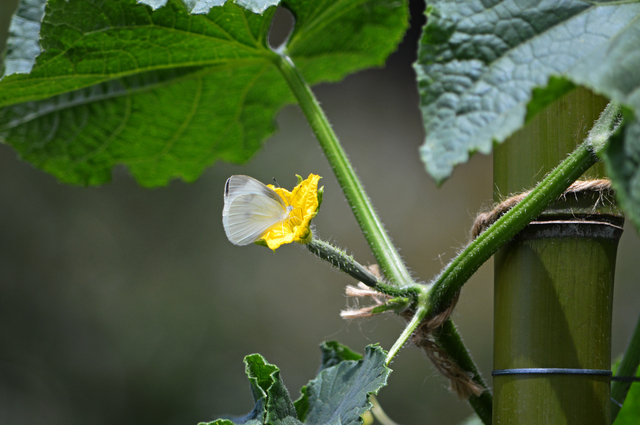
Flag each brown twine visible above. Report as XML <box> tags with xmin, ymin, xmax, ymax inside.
<box><xmin>341</xmin><ymin>283</ymin><xmax>391</xmax><ymax>319</ymax></box>
<box><xmin>401</xmin><ymin>293</ymin><xmax>485</xmax><ymax>399</ymax></box>
<box><xmin>471</xmin><ymin>179</ymin><xmax>613</xmax><ymax>239</ymax></box>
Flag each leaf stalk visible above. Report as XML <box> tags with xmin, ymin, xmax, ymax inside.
<box><xmin>276</xmin><ymin>50</ymin><xmax>493</xmax><ymax>422</ymax></box>
<box><xmin>386</xmin><ymin>303</ymin><xmax>427</xmax><ymax>366</ymax></box>
<box><xmin>273</xmin><ymin>52</ymin><xmax>414</xmax><ymax>288</ymax></box>
<box><xmin>436</xmin><ymin>319</ymin><xmax>492</xmax><ymax>425</ymax></box>
<box><xmin>306</xmin><ymin>238</ymin><xmax>418</xmax><ymax>298</ymax></box>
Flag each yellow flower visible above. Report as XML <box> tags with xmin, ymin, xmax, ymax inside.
<box><xmin>259</xmin><ymin>173</ymin><xmax>322</xmax><ymax>250</ymax></box>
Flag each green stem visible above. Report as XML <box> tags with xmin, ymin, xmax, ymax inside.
<box><xmin>386</xmin><ymin>304</ymin><xmax>427</xmax><ymax>365</ymax></box>
<box><xmin>424</xmin><ymin>103</ymin><xmax>621</xmax><ymax>318</ymax></box>
<box><xmin>436</xmin><ymin>319</ymin><xmax>492</xmax><ymax>425</ymax></box>
<box><xmin>306</xmin><ymin>238</ymin><xmax>418</xmax><ymax>298</ymax></box>
<box><xmin>274</xmin><ymin>52</ymin><xmax>414</xmax><ymax>288</ymax></box>
<box><xmin>612</xmin><ymin>312</ymin><xmax>640</xmax><ymax>422</ymax></box>
<box><xmin>275</xmin><ymin>51</ymin><xmax>492</xmax><ymax>423</ymax></box>
<box><xmin>311</xmin><ymin>234</ymin><xmax>494</xmax><ymax>420</ymax></box>
<box><xmin>370</xmin><ymin>395</ymin><xmax>400</xmax><ymax>425</ymax></box>
<box><xmin>371</xmin><ymin>297</ymin><xmax>410</xmax><ymax>314</ymax></box>
<box><xmin>386</xmin><ymin>302</ymin><xmax>493</xmax><ymax>423</ymax></box>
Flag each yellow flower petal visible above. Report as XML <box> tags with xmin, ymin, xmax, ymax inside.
<box><xmin>260</xmin><ymin>174</ymin><xmax>322</xmax><ymax>250</ymax></box>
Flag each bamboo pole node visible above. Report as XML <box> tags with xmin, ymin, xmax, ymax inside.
<box><xmin>471</xmin><ymin>179</ymin><xmax>613</xmax><ymax>240</ymax></box>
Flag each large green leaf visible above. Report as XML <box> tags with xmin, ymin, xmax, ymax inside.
<box><xmin>1</xmin><ymin>0</ymin><xmax>45</xmax><ymax>76</ymax></box>
<box><xmin>0</xmin><ymin>0</ymin><xmax>408</xmax><ymax>186</ymax></box>
<box><xmin>318</xmin><ymin>340</ymin><xmax>364</xmax><ymax>371</ymax></box>
<box><xmin>199</xmin><ymin>353</ymin><xmax>302</xmax><ymax>425</ymax></box>
<box><xmin>415</xmin><ymin>0</ymin><xmax>640</xmax><ymax>184</ymax></box>
<box><xmin>601</xmin><ymin>118</ymin><xmax>640</xmax><ymax>234</ymax></box>
<box><xmin>294</xmin><ymin>341</ymin><xmax>365</xmax><ymax>420</ymax></box>
<box><xmin>138</xmin><ymin>1</ymin><xmax>280</xmax><ymax>15</ymax></box>
<box><xmin>296</xmin><ymin>344</ymin><xmax>390</xmax><ymax>425</ymax></box>
<box><xmin>200</xmin><ymin>343</ymin><xmax>390</xmax><ymax>425</ymax></box>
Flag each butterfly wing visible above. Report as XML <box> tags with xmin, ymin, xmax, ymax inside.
<box><xmin>223</xmin><ymin>175</ymin><xmax>289</xmax><ymax>246</ymax></box>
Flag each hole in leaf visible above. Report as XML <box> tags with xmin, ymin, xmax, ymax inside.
<box><xmin>268</xmin><ymin>6</ymin><xmax>294</xmax><ymax>50</ymax></box>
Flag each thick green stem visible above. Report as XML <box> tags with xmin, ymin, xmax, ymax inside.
<box><xmin>436</xmin><ymin>319</ymin><xmax>492</xmax><ymax>425</ymax></box>
<box><xmin>424</xmin><ymin>103</ymin><xmax>621</xmax><ymax>318</ymax></box>
<box><xmin>274</xmin><ymin>53</ymin><xmax>414</xmax><ymax>288</ymax></box>
<box><xmin>612</xmin><ymin>312</ymin><xmax>640</xmax><ymax>422</ymax></box>
<box><xmin>426</xmin><ymin>141</ymin><xmax>595</xmax><ymax>315</ymax></box>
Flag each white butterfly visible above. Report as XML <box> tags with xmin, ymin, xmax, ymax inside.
<box><xmin>222</xmin><ymin>175</ymin><xmax>294</xmax><ymax>246</ymax></box>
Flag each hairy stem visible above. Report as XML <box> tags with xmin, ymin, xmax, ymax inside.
<box><xmin>424</xmin><ymin>103</ymin><xmax>621</xmax><ymax>318</ymax></box>
<box><xmin>307</xmin><ymin>238</ymin><xmax>418</xmax><ymax>298</ymax></box>
<box><xmin>386</xmin><ymin>304</ymin><xmax>427</xmax><ymax>365</ymax></box>
<box><xmin>436</xmin><ymin>319</ymin><xmax>492</xmax><ymax>425</ymax></box>
<box><xmin>274</xmin><ymin>52</ymin><xmax>414</xmax><ymax>288</ymax></box>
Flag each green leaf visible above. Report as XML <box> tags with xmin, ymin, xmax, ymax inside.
<box><xmin>296</xmin><ymin>344</ymin><xmax>391</xmax><ymax>425</ymax></box>
<box><xmin>1</xmin><ymin>0</ymin><xmax>46</xmax><ymax>76</ymax></box>
<box><xmin>600</xmin><ymin>115</ymin><xmax>640</xmax><ymax>234</ymax></box>
<box><xmin>138</xmin><ymin>1</ymin><xmax>280</xmax><ymax>15</ymax></box>
<box><xmin>284</xmin><ymin>0</ymin><xmax>408</xmax><ymax>84</ymax></box>
<box><xmin>415</xmin><ymin>0</ymin><xmax>640</xmax><ymax>183</ymax></box>
<box><xmin>198</xmin><ymin>353</ymin><xmax>302</xmax><ymax>425</ymax></box>
<box><xmin>318</xmin><ymin>340</ymin><xmax>363</xmax><ymax>371</ymax></box>
<box><xmin>612</xmin><ymin>359</ymin><xmax>640</xmax><ymax>424</ymax></box>
<box><xmin>201</xmin><ymin>343</ymin><xmax>390</xmax><ymax>425</ymax></box>
<box><xmin>294</xmin><ymin>341</ymin><xmax>364</xmax><ymax>421</ymax></box>
<box><xmin>0</xmin><ymin>0</ymin><xmax>408</xmax><ymax>186</ymax></box>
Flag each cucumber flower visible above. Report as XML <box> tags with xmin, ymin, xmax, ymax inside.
<box><xmin>223</xmin><ymin>173</ymin><xmax>322</xmax><ymax>250</ymax></box>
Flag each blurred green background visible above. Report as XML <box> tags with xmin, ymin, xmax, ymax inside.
<box><xmin>1</xmin><ymin>1</ymin><xmax>639</xmax><ymax>424</ymax></box>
